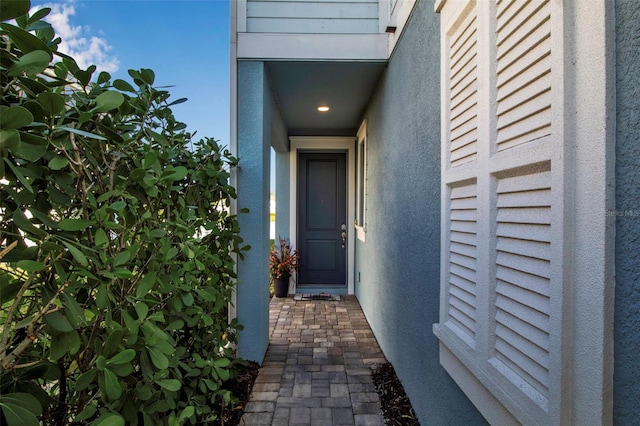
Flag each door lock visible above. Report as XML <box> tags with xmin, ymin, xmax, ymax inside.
<box><xmin>341</xmin><ymin>224</ymin><xmax>347</xmax><ymax>249</ymax></box>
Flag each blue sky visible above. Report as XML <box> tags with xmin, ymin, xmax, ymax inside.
<box><xmin>31</xmin><ymin>0</ymin><xmax>230</xmax><ymax>147</ymax></box>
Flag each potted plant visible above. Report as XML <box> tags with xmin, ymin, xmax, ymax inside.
<box><xmin>269</xmin><ymin>237</ymin><xmax>300</xmax><ymax>298</ymax></box>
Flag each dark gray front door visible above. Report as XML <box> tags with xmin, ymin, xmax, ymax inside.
<box><xmin>297</xmin><ymin>152</ymin><xmax>347</xmax><ymax>287</ymax></box>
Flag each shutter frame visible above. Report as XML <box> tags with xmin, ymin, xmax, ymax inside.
<box><xmin>436</xmin><ymin>1</ymin><xmax>573</xmax><ymax>424</ymax></box>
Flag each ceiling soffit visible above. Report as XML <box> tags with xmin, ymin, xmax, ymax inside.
<box><xmin>266</xmin><ymin>61</ymin><xmax>387</xmax><ymax>136</ymax></box>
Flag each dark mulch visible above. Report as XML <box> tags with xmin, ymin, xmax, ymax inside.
<box><xmin>372</xmin><ymin>362</ymin><xmax>420</xmax><ymax>426</ymax></box>
<box><xmin>220</xmin><ymin>361</ymin><xmax>260</xmax><ymax>425</ymax></box>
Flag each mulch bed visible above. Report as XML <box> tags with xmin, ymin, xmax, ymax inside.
<box><xmin>371</xmin><ymin>362</ymin><xmax>420</xmax><ymax>425</ymax></box>
<box><xmin>220</xmin><ymin>361</ymin><xmax>260</xmax><ymax>425</ymax></box>
<box><xmin>224</xmin><ymin>360</ymin><xmax>419</xmax><ymax>425</ymax></box>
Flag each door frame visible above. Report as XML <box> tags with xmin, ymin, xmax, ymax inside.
<box><xmin>289</xmin><ymin>136</ymin><xmax>356</xmax><ymax>295</ymax></box>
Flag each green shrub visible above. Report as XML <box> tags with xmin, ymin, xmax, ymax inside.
<box><xmin>0</xmin><ymin>2</ymin><xmax>247</xmax><ymax>424</ymax></box>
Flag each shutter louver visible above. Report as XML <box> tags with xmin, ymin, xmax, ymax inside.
<box><xmin>448</xmin><ymin>4</ymin><xmax>478</xmax><ymax>167</ymax></box>
<box><xmin>447</xmin><ymin>182</ymin><xmax>478</xmax><ymax>344</ymax></box>
<box><xmin>437</xmin><ymin>0</ymin><xmax>570</xmax><ymax>422</ymax></box>
<box><xmin>496</xmin><ymin>0</ymin><xmax>551</xmax><ymax>151</ymax></box>
<box><xmin>494</xmin><ymin>169</ymin><xmax>551</xmax><ymax>399</ymax></box>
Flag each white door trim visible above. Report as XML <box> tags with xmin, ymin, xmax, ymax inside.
<box><xmin>289</xmin><ymin>136</ymin><xmax>356</xmax><ymax>295</ymax></box>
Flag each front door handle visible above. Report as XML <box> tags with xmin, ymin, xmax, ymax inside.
<box><xmin>341</xmin><ymin>224</ymin><xmax>347</xmax><ymax>249</ymax></box>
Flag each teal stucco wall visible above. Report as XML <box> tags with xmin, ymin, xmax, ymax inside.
<box><xmin>614</xmin><ymin>0</ymin><xmax>640</xmax><ymax>422</ymax></box>
<box><xmin>236</xmin><ymin>61</ymin><xmax>271</xmax><ymax>363</ymax></box>
<box><xmin>354</xmin><ymin>1</ymin><xmax>486</xmax><ymax>424</ymax></box>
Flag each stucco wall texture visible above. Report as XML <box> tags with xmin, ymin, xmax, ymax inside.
<box><xmin>355</xmin><ymin>1</ymin><xmax>485</xmax><ymax>424</ymax></box>
<box><xmin>236</xmin><ymin>61</ymin><xmax>272</xmax><ymax>363</ymax></box>
<box><xmin>614</xmin><ymin>0</ymin><xmax>640</xmax><ymax>422</ymax></box>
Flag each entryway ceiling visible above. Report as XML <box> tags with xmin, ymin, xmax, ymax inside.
<box><xmin>266</xmin><ymin>61</ymin><xmax>387</xmax><ymax>136</ymax></box>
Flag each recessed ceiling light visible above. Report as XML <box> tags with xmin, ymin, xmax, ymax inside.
<box><xmin>317</xmin><ymin>105</ymin><xmax>330</xmax><ymax>112</ymax></box>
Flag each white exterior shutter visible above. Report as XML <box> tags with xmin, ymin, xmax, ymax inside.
<box><xmin>436</xmin><ymin>0</ymin><xmax>568</xmax><ymax>424</ymax></box>
<box><xmin>495</xmin><ymin>0</ymin><xmax>552</xmax><ymax>150</ymax></box>
<box><xmin>448</xmin><ymin>2</ymin><xmax>478</xmax><ymax>167</ymax></box>
<box><xmin>443</xmin><ymin>0</ymin><xmax>479</xmax><ymax>347</ymax></box>
<box><xmin>447</xmin><ymin>182</ymin><xmax>478</xmax><ymax>344</ymax></box>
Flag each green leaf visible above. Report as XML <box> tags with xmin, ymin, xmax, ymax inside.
<box><xmin>94</xmin><ymin>91</ymin><xmax>125</xmax><ymax>113</ymax></box>
<box><xmin>203</xmin><ymin>379</ymin><xmax>218</xmax><ymax>391</ymax></box>
<box><xmin>140</xmin><ymin>68</ymin><xmax>155</xmax><ymax>85</ymax></box>
<box><xmin>62</xmin><ymin>292</ymin><xmax>86</xmax><ymax>326</ymax></box>
<box><xmin>143</xmin><ymin>151</ymin><xmax>157</xmax><ymax>169</ymax></box>
<box><xmin>28</xmin><ymin>7</ymin><xmax>52</xmax><ymax>24</ymax></box>
<box><xmin>135</xmin><ymin>302</ymin><xmax>148</xmax><ymax>320</ymax></box>
<box><xmin>97</xmin><ymin>71</ymin><xmax>111</xmax><ymax>84</ymax></box>
<box><xmin>92</xmin><ymin>412</ymin><xmax>125</xmax><ymax>426</ymax></box>
<box><xmin>113</xmin><ymin>79</ymin><xmax>136</xmax><ymax>93</ymax></box>
<box><xmin>0</xmin><ymin>106</ymin><xmax>34</xmax><ymax>130</ymax></box>
<box><xmin>15</xmin><ymin>131</ymin><xmax>48</xmax><ymax>162</ymax></box>
<box><xmin>107</xmin><ymin>349</ymin><xmax>136</xmax><ymax>365</ymax></box>
<box><xmin>17</xmin><ymin>362</ymin><xmax>50</xmax><ymax>381</ymax></box>
<box><xmin>0</xmin><ymin>23</ymin><xmax>51</xmax><ymax>54</ymax></box>
<box><xmin>148</xmin><ymin>229</ymin><xmax>166</xmax><ymax>238</ymax></box>
<box><xmin>16</xmin><ymin>260</ymin><xmax>46</xmax><ymax>272</ymax></box>
<box><xmin>146</xmin><ymin>346</ymin><xmax>169</xmax><ymax>369</ymax></box>
<box><xmin>202</xmin><ymin>315</ymin><xmax>213</xmax><ymax>326</ymax></box>
<box><xmin>37</xmin><ymin>92</ymin><xmax>66</xmax><ymax>115</ymax></box>
<box><xmin>129</xmin><ymin>168</ymin><xmax>145</xmax><ymax>182</ymax></box>
<box><xmin>214</xmin><ymin>365</ymin><xmax>230</xmax><ymax>381</ymax></box>
<box><xmin>181</xmin><ymin>292</ymin><xmax>194</xmax><ymax>307</ymax></box>
<box><xmin>96</xmin><ymin>355</ymin><xmax>107</xmax><ymax>371</ymax></box>
<box><xmin>48</xmin><ymin>155</ymin><xmax>69</xmax><ymax>170</ymax></box>
<box><xmin>0</xmin><ymin>404</ymin><xmax>40</xmax><ymax>426</ymax></box>
<box><xmin>45</xmin><ymin>311</ymin><xmax>74</xmax><ymax>333</ymax></box>
<box><xmin>103</xmin><ymin>329</ymin><xmax>123</xmax><ymax>358</ymax></box>
<box><xmin>109</xmin><ymin>362</ymin><xmax>133</xmax><ymax>377</ymax></box>
<box><xmin>96</xmin><ymin>190</ymin><xmax>119</xmax><ymax>203</ymax></box>
<box><xmin>58</xmin><ymin>218</ymin><xmax>93</xmax><ymax>231</ymax></box>
<box><xmin>146</xmin><ymin>129</ymin><xmax>168</xmax><ymax>145</ymax></box>
<box><xmin>4</xmin><ymin>160</ymin><xmax>33</xmax><ymax>194</ymax></box>
<box><xmin>0</xmin><ymin>392</ymin><xmax>42</xmax><ymax>426</ymax></box>
<box><xmin>136</xmin><ymin>272</ymin><xmax>156</xmax><ymax>298</ymax></box>
<box><xmin>50</xmin><ymin>332</ymin><xmax>71</xmax><ymax>359</ymax></box>
<box><xmin>178</xmin><ymin>406</ymin><xmax>195</xmax><ymax>423</ymax></box>
<box><xmin>160</xmin><ymin>166</ymin><xmax>188</xmax><ymax>182</ymax></box>
<box><xmin>76</xmin><ymin>370</ymin><xmax>98</xmax><ymax>392</ymax></box>
<box><xmin>72</xmin><ymin>403</ymin><xmax>97</xmax><ymax>422</ymax></box>
<box><xmin>1</xmin><ymin>0</ymin><xmax>30</xmax><ymax>22</ymax></box>
<box><xmin>167</xmin><ymin>98</ymin><xmax>188</xmax><ymax>107</ymax></box>
<box><xmin>102</xmin><ymin>368</ymin><xmax>122</xmax><ymax>400</ymax></box>
<box><xmin>108</xmin><ymin>200</ymin><xmax>126</xmax><ymax>211</ymax></box>
<box><xmin>8</xmin><ymin>49</ymin><xmax>52</xmax><ymax>76</ymax></box>
<box><xmin>61</xmin><ymin>241</ymin><xmax>89</xmax><ymax>266</ymax></box>
<box><xmin>73</xmin><ymin>67</ymin><xmax>94</xmax><ymax>87</ymax></box>
<box><xmin>12</xmin><ymin>212</ymin><xmax>47</xmax><ymax>245</ymax></box>
<box><xmin>132</xmin><ymin>383</ymin><xmax>152</xmax><ymax>400</ymax></box>
<box><xmin>157</xmin><ymin>379</ymin><xmax>181</xmax><ymax>392</ymax></box>
<box><xmin>0</xmin><ymin>129</ymin><xmax>20</xmax><ymax>152</ymax></box>
<box><xmin>9</xmin><ymin>135</ymin><xmax>48</xmax><ymax>162</ymax></box>
<box><xmin>22</xmin><ymin>99</ymin><xmax>46</xmax><ymax>121</ymax></box>
<box><xmin>214</xmin><ymin>357</ymin><xmax>231</xmax><ymax>368</ymax></box>
<box><xmin>165</xmin><ymin>320</ymin><xmax>184</xmax><ymax>331</ymax></box>
<box><xmin>0</xmin><ymin>393</ymin><xmax>42</xmax><ymax>416</ymax></box>
<box><xmin>113</xmin><ymin>250</ymin><xmax>131</xmax><ymax>267</ymax></box>
<box><xmin>0</xmin><ymin>281</ymin><xmax>22</xmax><ymax>305</ymax></box>
<box><xmin>56</xmin><ymin>126</ymin><xmax>106</xmax><ymax>140</ymax></box>
<box><xmin>95</xmin><ymin>228</ymin><xmax>109</xmax><ymax>248</ymax></box>
<box><xmin>146</xmin><ymin>311</ymin><xmax>165</xmax><ymax>324</ymax></box>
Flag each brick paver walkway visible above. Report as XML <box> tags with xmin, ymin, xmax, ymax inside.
<box><xmin>240</xmin><ymin>295</ymin><xmax>387</xmax><ymax>425</ymax></box>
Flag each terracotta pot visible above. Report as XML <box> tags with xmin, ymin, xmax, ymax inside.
<box><xmin>273</xmin><ymin>276</ymin><xmax>289</xmax><ymax>298</ymax></box>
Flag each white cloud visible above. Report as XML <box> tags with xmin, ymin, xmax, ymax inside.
<box><xmin>39</xmin><ymin>1</ymin><xmax>119</xmax><ymax>73</ymax></box>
